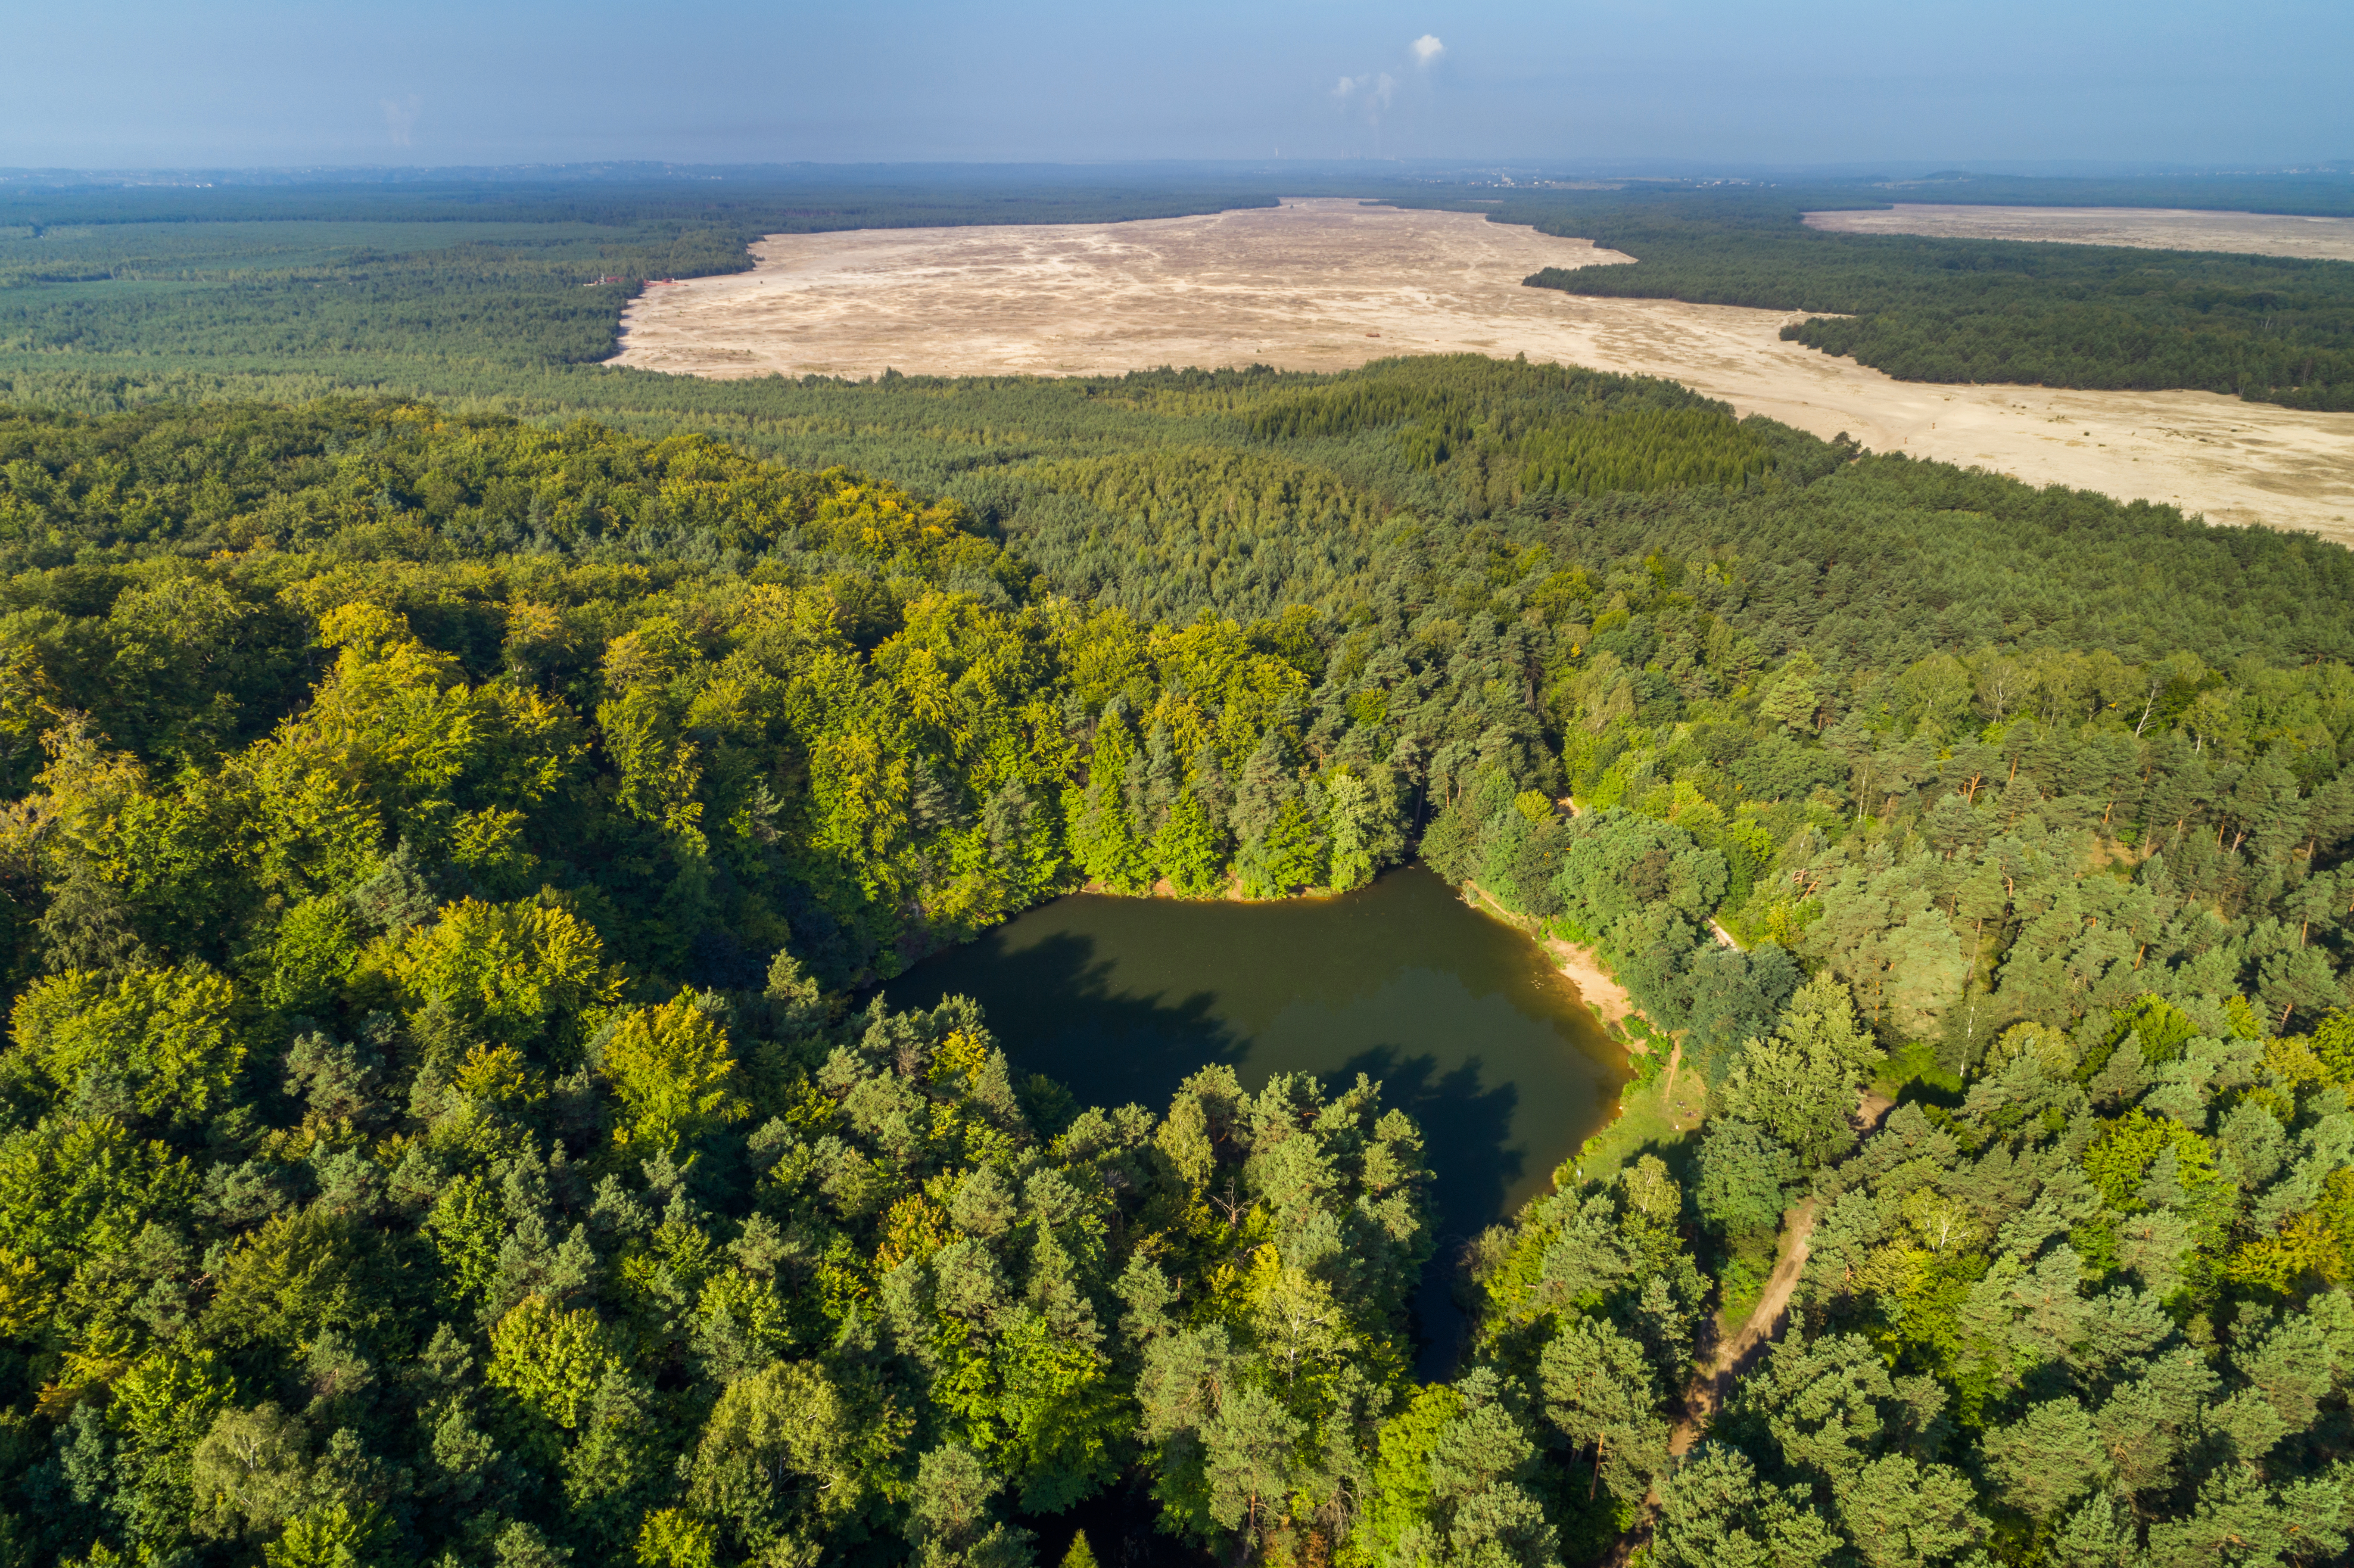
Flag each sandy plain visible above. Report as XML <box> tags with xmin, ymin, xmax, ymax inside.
<box><xmin>610</xmin><ymin>198</ymin><xmax>2354</xmax><ymax>544</ymax></box>
<box><xmin>1803</xmin><ymin>202</ymin><xmax>2354</xmax><ymax>261</ymax></box>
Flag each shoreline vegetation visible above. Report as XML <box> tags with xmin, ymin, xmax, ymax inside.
<box><xmin>0</xmin><ymin>345</ymin><xmax>2350</xmax><ymax>1568</ymax></box>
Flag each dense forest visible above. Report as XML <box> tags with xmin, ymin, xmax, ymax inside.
<box><xmin>1501</xmin><ymin>185</ymin><xmax>2354</xmax><ymax>411</ymax></box>
<box><xmin>0</xmin><ymin>348</ymin><xmax>2349</xmax><ymax>1568</ymax></box>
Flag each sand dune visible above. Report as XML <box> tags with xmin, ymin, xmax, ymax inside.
<box><xmin>1804</xmin><ymin>202</ymin><xmax>2354</xmax><ymax>261</ymax></box>
<box><xmin>611</xmin><ymin>199</ymin><xmax>2354</xmax><ymax>544</ymax></box>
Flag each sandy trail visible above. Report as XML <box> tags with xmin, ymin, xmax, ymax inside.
<box><xmin>1671</xmin><ymin>1196</ymin><xmax>1819</xmax><ymax>1456</ymax></box>
<box><xmin>613</xmin><ymin>198</ymin><xmax>2354</xmax><ymax>544</ymax></box>
<box><xmin>1668</xmin><ymin>1080</ymin><xmax>1899</xmax><ymax>1454</ymax></box>
<box><xmin>1805</xmin><ymin>202</ymin><xmax>2354</xmax><ymax>262</ymax></box>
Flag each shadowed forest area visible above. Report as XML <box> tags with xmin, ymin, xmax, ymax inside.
<box><xmin>0</xmin><ymin>168</ymin><xmax>2350</xmax><ymax>1568</ymax></box>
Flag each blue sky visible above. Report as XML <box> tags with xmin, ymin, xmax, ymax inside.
<box><xmin>7</xmin><ymin>0</ymin><xmax>2350</xmax><ymax>170</ymax></box>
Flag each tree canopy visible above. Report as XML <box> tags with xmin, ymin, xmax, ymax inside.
<box><xmin>0</xmin><ymin>349</ymin><xmax>2348</xmax><ymax>1568</ymax></box>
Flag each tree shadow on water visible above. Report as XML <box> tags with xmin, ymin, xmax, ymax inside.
<box><xmin>886</xmin><ymin>930</ymin><xmax>1526</xmax><ymax>1378</ymax></box>
<box><xmin>882</xmin><ymin>927</ymin><xmax>1249</xmax><ymax>1116</ymax></box>
<box><xmin>1341</xmin><ymin>1044</ymin><xmax>1522</xmax><ymax>1380</ymax></box>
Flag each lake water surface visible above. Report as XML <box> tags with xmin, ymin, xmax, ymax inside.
<box><xmin>882</xmin><ymin>863</ymin><xmax>1626</xmax><ymax>1371</ymax></box>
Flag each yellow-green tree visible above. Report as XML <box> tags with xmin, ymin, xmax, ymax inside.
<box><xmin>9</xmin><ymin>962</ymin><xmax>244</xmax><ymax>1127</ymax></box>
<box><xmin>603</xmin><ymin>997</ymin><xmax>748</xmax><ymax>1156</ymax></box>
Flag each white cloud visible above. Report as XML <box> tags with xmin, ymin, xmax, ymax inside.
<box><xmin>1412</xmin><ymin>34</ymin><xmax>1445</xmax><ymax>65</ymax></box>
<box><xmin>1332</xmin><ymin>72</ymin><xmax>1395</xmax><ymax>111</ymax></box>
<box><xmin>382</xmin><ymin>95</ymin><xmax>421</xmax><ymax>147</ymax></box>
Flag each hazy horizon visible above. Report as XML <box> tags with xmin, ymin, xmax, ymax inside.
<box><xmin>6</xmin><ymin>0</ymin><xmax>2349</xmax><ymax>172</ymax></box>
<box><xmin>5</xmin><ymin>158</ymin><xmax>2348</xmax><ymax>186</ymax></box>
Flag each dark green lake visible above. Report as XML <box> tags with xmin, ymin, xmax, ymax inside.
<box><xmin>882</xmin><ymin>863</ymin><xmax>1628</xmax><ymax>1371</ymax></box>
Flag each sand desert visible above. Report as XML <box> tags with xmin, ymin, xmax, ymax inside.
<box><xmin>612</xmin><ymin>199</ymin><xmax>2354</xmax><ymax>543</ymax></box>
<box><xmin>1803</xmin><ymin>201</ymin><xmax>2354</xmax><ymax>261</ymax></box>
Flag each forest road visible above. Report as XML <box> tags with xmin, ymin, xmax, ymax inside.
<box><xmin>1669</xmin><ymin>1194</ymin><xmax>1819</xmax><ymax>1456</ymax></box>
<box><xmin>1666</xmin><ymin>1084</ymin><xmax>1891</xmax><ymax>1455</ymax></box>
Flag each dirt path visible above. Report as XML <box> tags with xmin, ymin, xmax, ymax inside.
<box><xmin>1670</xmin><ymin>1196</ymin><xmax>1818</xmax><ymax>1454</ymax></box>
<box><xmin>613</xmin><ymin>197</ymin><xmax>2354</xmax><ymax>544</ymax></box>
<box><xmin>1666</xmin><ymin>1081</ymin><xmax>1896</xmax><ymax>1453</ymax></box>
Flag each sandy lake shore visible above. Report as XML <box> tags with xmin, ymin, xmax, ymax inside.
<box><xmin>1460</xmin><ymin>880</ymin><xmax>1638</xmax><ymax>1033</ymax></box>
<box><xmin>612</xmin><ymin>198</ymin><xmax>2354</xmax><ymax>544</ymax></box>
